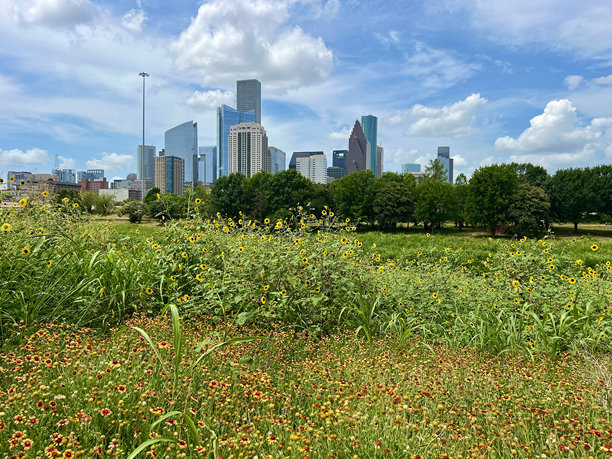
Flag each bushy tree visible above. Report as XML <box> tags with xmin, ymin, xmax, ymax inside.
<box><xmin>372</xmin><ymin>180</ymin><xmax>415</xmax><ymax>229</ymax></box>
<box><xmin>414</xmin><ymin>179</ymin><xmax>457</xmax><ymax>231</ymax></box>
<box><xmin>118</xmin><ymin>200</ymin><xmax>146</xmax><ymax>223</ymax></box>
<box><xmin>211</xmin><ymin>173</ymin><xmax>246</xmax><ymax>219</ymax></box>
<box><xmin>242</xmin><ymin>171</ymin><xmax>272</xmax><ymax>220</ymax></box>
<box><xmin>144</xmin><ymin>187</ymin><xmax>161</xmax><ymax>203</ymax></box>
<box><xmin>147</xmin><ymin>193</ymin><xmax>187</xmax><ymax>220</ymax></box>
<box><xmin>332</xmin><ymin>170</ymin><xmax>375</xmax><ymax>222</ymax></box>
<box><xmin>80</xmin><ymin>191</ymin><xmax>97</xmax><ymax>214</ymax></box>
<box><xmin>466</xmin><ymin>164</ymin><xmax>519</xmax><ymax>235</ymax></box>
<box><xmin>511</xmin><ymin>163</ymin><xmax>549</xmax><ymax>188</ymax></box>
<box><xmin>508</xmin><ymin>184</ymin><xmax>550</xmax><ymax>237</ymax></box>
<box><xmin>266</xmin><ymin>169</ymin><xmax>314</xmax><ymax>220</ymax></box>
<box><xmin>454</xmin><ymin>173</ymin><xmax>469</xmax><ymax>229</ymax></box>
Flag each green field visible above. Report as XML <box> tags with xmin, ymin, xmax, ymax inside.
<box><xmin>1</xmin><ymin>196</ymin><xmax>611</xmax><ymax>457</ymax></box>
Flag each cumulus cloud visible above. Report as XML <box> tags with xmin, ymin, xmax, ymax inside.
<box><xmin>10</xmin><ymin>0</ymin><xmax>99</xmax><ymax>28</ymax></box>
<box><xmin>57</xmin><ymin>155</ymin><xmax>75</xmax><ymax>169</ymax></box>
<box><xmin>404</xmin><ymin>93</ymin><xmax>488</xmax><ymax>138</ymax></box>
<box><xmin>185</xmin><ymin>90</ymin><xmax>234</xmax><ymax>110</ymax></box>
<box><xmin>170</xmin><ymin>0</ymin><xmax>334</xmax><ymax>93</ymax></box>
<box><xmin>86</xmin><ymin>152</ymin><xmax>133</xmax><ymax>172</ymax></box>
<box><xmin>494</xmin><ymin>99</ymin><xmax>612</xmax><ymax>168</ymax></box>
<box><xmin>122</xmin><ymin>8</ymin><xmax>146</xmax><ymax>32</ymax></box>
<box><xmin>453</xmin><ymin>154</ymin><xmax>467</xmax><ymax>166</ymax></box>
<box><xmin>564</xmin><ymin>75</ymin><xmax>583</xmax><ymax>90</ymax></box>
<box><xmin>0</xmin><ymin>147</ymin><xmax>48</xmax><ymax>168</ymax></box>
<box><xmin>328</xmin><ymin>126</ymin><xmax>351</xmax><ymax>140</ymax></box>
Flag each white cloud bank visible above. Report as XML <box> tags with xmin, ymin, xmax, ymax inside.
<box><xmin>10</xmin><ymin>0</ymin><xmax>99</xmax><ymax>28</ymax></box>
<box><xmin>0</xmin><ymin>147</ymin><xmax>48</xmax><ymax>169</ymax></box>
<box><xmin>185</xmin><ymin>90</ymin><xmax>234</xmax><ymax>110</ymax></box>
<box><xmin>404</xmin><ymin>93</ymin><xmax>488</xmax><ymax>138</ymax></box>
<box><xmin>495</xmin><ymin>99</ymin><xmax>612</xmax><ymax>168</ymax></box>
<box><xmin>171</xmin><ymin>0</ymin><xmax>334</xmax><ymax>93</ymax></box>
<box><xmin>86</xmin><ymin>152</ymin><xmax>133</xmax><ymax>172</ymax></box>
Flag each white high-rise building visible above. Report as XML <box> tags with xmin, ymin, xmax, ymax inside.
<box><xmin>296</xmin><ymin>153</ymin><xmax>328</xmax><ymax>184</ymax></box>
<box><xmin>228</xmin><ymin>123</ymin><xmax>269</xmax><ymax>178</ymax></box>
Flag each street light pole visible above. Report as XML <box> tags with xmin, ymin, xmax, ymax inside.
<box><xmin>139</xmin><ymin>72</ymin><xmax>149</xmax><ymax>202</ymax></box>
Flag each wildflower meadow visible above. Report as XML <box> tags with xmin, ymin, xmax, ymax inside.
<box><xmin>1</xmin><ymin>191</ymin><xmax>611</xmax><ymax>458</ymax></box>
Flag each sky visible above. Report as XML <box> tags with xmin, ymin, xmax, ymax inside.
<box><xmin>1</xmin><ymin>0</ymin><xmax>612</xmax><ymax>182</ymax></box>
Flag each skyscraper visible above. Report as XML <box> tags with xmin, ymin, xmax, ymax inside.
<box><xmin>198</xmin><ymin>146</ymin><xmax>216</xmax><ymax>184</ymax></box>
<box><xmin>289</xmin><ymin>151</ymin><xmax>320</xmax><ymax>169</ymax></box>
<box><xmin>137</xmin><ymin>145</ymin><xmax>156</xmax><ymax>193</ymax></box>
<box><xmin>296</xmin><ymin>153</ymin><xmax>327</xmax><ymax>184</ymax></box>
<box><xmin>155</xmin><ymin>155</ymin><xmax>184</xmax><ymax>195</ymax></box>
<box><xmin>346</xmin><ymin>120</ymin><xmax>367</xmax><ymax>174</ymax></box>
<box><xmin>237</xmin><ymin>79</ymin><xmax>261</xmax><ymax>124</ymax></box>
<box><xmin>164</xmin><ymin>121</ymin><xmax>198</xmax><ymax>186</ymax></box>
<box><xmin>217</xmin><ymin>105</ymin><xmax>255</xmax><ymax>179</ymax></box>
<box><xmin>361</xmin><ymin>115</ymin><xmax>378</xmax><ymax>176</ymax></box>
<box><xmin>401</xmin><ymin>163</ymin><xmax>421</xmax><ymax>174</ymax></box>
<box><xmin>228</xmin><ymin>123</ymin><xmax>269</xmax><ymax>178</ymax></box>
<box><xmin>268</xmin><ymin>147</ymin><xmax>286</xmax><ymax>174</ymax></box>
<box><xmin>437</xmin><ymin>146</ymin><xmax>454</xmax><ymax>184</ymax></box>
<box><xmin>376</xmin><ymin>146</ymin><xmax>384</xmax><ymax>177</ymax></box>
<box><xmin>332</xmin><ymin>150</ymin><xmax>347</xmax><ymax>170</ymax></box>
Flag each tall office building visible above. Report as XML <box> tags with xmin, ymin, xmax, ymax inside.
<box><xmin>164</xmin><ymin>121</ymin><xmax>198</xmax><ymax>186</ymax></box>
<box><xmin>268</xmin><ymin>147</ymin><xmax>286</xmax><ymax>174</ymax></box>
<box><xmin>361</xmin><ymin>115</ymin><xmax>378</xmax><ymax>176</ymax></box>
<box><xmin>327</xmin><ymin>166</ymin><xmax>345</xmax><ymax>182</ymax></box>
<box><xmin>217</xmin><ymin>105</ymin><xmax>255</xmax><ymax>179</ymax></box>
<box><xmin>155</xmin><ymin>155</ymin><xmax>185</xmax><ymax>195</ymax></box>
<box><xmin>237</xmin><ymin>79</ymin><xmax>261</xmax><ymax>124</ymax></box>
<box><xmin>289</xmin><ymin>151</ymin><xmax>320</xmax><ymax>169</ymax></box>
<box><xmin>376</xmin><ymin>146</ymin><xmax>384</xmax><ymax>177</ymax></box>
<box><xmin>437</xmin><ymin>146</ymin><xmax>454</xmax><ymax>184</ymax></box>
<box><xmin>332</xmin><ymin>150</ymin><xmax>347</xmax><ymax>170</ymax></box>
<box><xmin>296</xmin><ymin>153</ymin><xmax>327</xmax><ymax>184</ymax></box>
<box><xmin>137</xmin><ymin>145</ymin><xmax>156</xmax><ymax>183</ymax></box>
<box><xmin>346</xmin><ymin>120</ymin><xmax>367</xmax><ymax>174</ymax></box>
<box><xmin>228</xmin><ymin>123</ymin><xmax>269</xmax><ymax>178</ymax></box>
<box><xmin>198</xmin><ymin>146</ymin><xmax>216</xmax><ymax>184</ymax></box>
<box><xmin>52</xmin><ymin>169</ymin><xmax>77</xmax><ymax>183</ymax></box>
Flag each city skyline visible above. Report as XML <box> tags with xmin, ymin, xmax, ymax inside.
<box><xmin>1</xmin><ymin>1</ymin><xmax>612</xmax><ymax>181</ymax></box>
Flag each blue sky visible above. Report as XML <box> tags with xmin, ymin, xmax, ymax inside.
<box><xmin>1</xmin><ymin>0</ymin><xmax>612</xmax><ymax>181</ymax></box>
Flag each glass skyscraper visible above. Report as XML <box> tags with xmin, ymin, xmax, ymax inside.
<box><xmin>137</xmin><ymin>145</ymin><xmax>156</xmax><ymax>182</ymax></box>
<box><xmin>237</xmin><ymin>79</ymin><xmax>261</xmax><ymax>124</ymax></box>
<box><xmin>217</xmin><ymin>105</ymin><xmax>255</xmax><ymax>179</ymax></box>
<box><xmin>198</xmin><ymin>146</ymin><xmax>216</xmax><ymax>184</ymax></box>
<box><xmin>164</xmin><ymin>121</ymin><xmax>198</xmax><ymax>186</ymax></box>
<box><xmin>361</xmin><ymin>115</ymin><xmax>378</xmax><ymax>177</ymax></box>
<box><xmin>437</xmin><ymin>146</ymin><xmax>454</xmax><ymax>184</ymax></box>
<box><xmin>268</xmin><ymin>147</ymin><xmax>286</xmax><ymax>174</ymax></box>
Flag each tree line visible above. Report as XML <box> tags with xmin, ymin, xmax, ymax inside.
<box><xmin>119</xmin><ymin>161</ymin><xmax>612</xmax><ymax>236</ymax></box>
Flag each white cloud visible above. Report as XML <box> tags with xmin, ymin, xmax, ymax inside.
<box><xmin>564</xmin><ymin>75</ymin><xmax>583</xmax><ymax>90</ymax></box>
<box><xmin>453</xmin><ymin>154</ymin><xmax>467</xmax><ymax>166</ymax></box>
<box><xmin>404</xmin><ymin>93</ymin><xmax>488</xmax><ymax>138</ymax></box>
<box><xmin>0</xmin><ymin>147</ymin><xmax>48</xmax><ymax>169</ymax></box>
<box><xmin>593</xmin><ymin>74</ymin><xmax>612</xmax><ymax>85</ymax></box>
<box><xmin>121</xmin><ymin>8</ymin><xmax>146</xmax><ymax>32</ymax></box>
<box><xmin>494</xmin><ymin>99</ymin><xmax>612</xmax><ymax>167</ymax></box>
<box><xmin>170</xmin><ymin>0</ymin><xmax>334</xmax><ymax>93</ymax></box>
<box><xmin>328</xmin><ymin>126</ymin><xmax>351</xmax><ymax>140</ymax></box>
<box><xmin>10</xmin><ymin>0</ymin><xmax>99</xmax><ymax>28</ymax></box>
<box><xmin>57</xmin><ymin>155</ymin><xmax>75</xmax><ymax>169</ymax></box>
<box><xmin>86</xmin><ymin>152</ymin><xmax>133</xmax><ymax>172</ymax></box>
<box><xmin>185</xmin><ymin>90</ymin><xmax>234</xmax><ymax>110</ymax></box>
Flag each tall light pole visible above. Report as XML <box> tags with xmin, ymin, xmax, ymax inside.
<box><xmin>139</xmin><ymin>72</ymin><xmax>149</xmax><ymax>201</ymax></box>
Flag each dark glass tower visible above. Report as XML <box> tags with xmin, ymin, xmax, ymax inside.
<box><xmin>237</xmin><ymin>79</ymin><xmax>261</xmax><ymax>124</ymax></box>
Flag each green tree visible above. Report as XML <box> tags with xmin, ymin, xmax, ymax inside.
<box><xmin>146</xmin><ymin>193</ymin><xmax>188</xmax><ymax>220</ymax></box>
<box><xmin>93</xmin><ymin>193</ymin><xmax>116</xmax><ymax>216</ymax></box>
<box><xmin>332</xmin><ymin>170</ymin><xmax>375</xmax><ymax>222</ymax></box>
<box><xmin>414</xmin><ymin>179</ymin><xmax>457</xmax><ymax>231</ymax></box>
<box><xmin>242</xmin><ymin>171</ymin><xmax>272</xmax><ymax>220</ymax></box>
<box><xmin>266</xmin><ymin>169</ymin><xmax>314</xmax><ymax>220</ymax></box>
<box><xmin>511</xmin><ymin>163</ymin><xmax>549</xmax><ymax>188</ymax></box>
<box><xmin>211</xmin><ymin>173</ymin><xmax>247</xmax><ymax>219</ymax></box>
<box><xmin>372</xmin><ymin>180</ymin><xmax>415</xmax><ymax>229</ymax></box>
<box><xmin>144</xmin><ymin>187</ymin><xmax>161</xmax><ymax>203</ymax></box>
<box><xmin>454</xmin><ymin>173</ymin><xmax>469</xmax><ymax>229</ymax></box>
<box><xmin>508</xmin><ymin>184</ymin><xmax>550</xmax><ymax>237</ymax></box>
<box><xmin>546</xmin><ymin>168</ymin><xmax>600</xmax><ymax>231</ymax></box>
<box><xmin>591</xmin><ymin>165</ymin><xmax>612</xmax><ymax>219</ymax></box>
<box><xmin>466</xmin><ymin>164</ymin><xmax>519</xmax><ymax>235</ymax></box>
<box><xmin>425</xmin><ymin>158</ymin><xmax>448</xmax><ymax>182</ymax></box>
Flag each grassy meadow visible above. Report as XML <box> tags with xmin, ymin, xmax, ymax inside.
<box><xmin>1</xmin><ymin>193</ymin><xmax>611</xmax><ymax>458</ymax></box>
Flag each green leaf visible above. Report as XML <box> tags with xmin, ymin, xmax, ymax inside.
<box><xmin>126</xmin><ymin>437</ymin><xmax>177</xmax><ymax>459</ymax></box>
<box><xmin>131</xmin><ymin>326</ymin><xmax>167</xmax><ymax>372</ymax></box>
